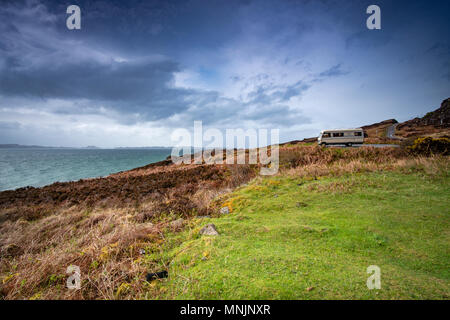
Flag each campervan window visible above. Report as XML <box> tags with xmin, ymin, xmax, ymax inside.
<box><xmin>323</xmin><ymin>132</ymin><xmax>330</xmax><ymax>138</ymax></box>
<box><xmin>332</xmin><ymin>132</ymin><xmax>344</xmax><ymax>137</ymax></box>
<box><xmin>354</xmin><ymin>131</ymin><xmax>362</xmax><ymax>136</ymax></box>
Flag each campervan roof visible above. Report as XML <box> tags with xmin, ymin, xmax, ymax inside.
<box><xmin>320</xmin><ymin>128</ymin><xmax>363</xmax><ymax>133</ymax></box>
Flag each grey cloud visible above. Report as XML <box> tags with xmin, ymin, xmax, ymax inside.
<box><xmin>1</xmin><ymin>57</ymin><xmax>177</xmax><ymax>100</ymax></box>
<box><xmin>0</xmin><ymin>121</ymin><xmax>21</xmax><ymax>130</ymax></box>
<box><xmin>246</xmin><ymin>81</ymin><xmax>310</xmax><ymax>105</ymax></box>
<box><xmin>0</xmin><ymin>0</ymin><xmax>313</xmax><ymax>129</ymax></box>
<box><xmin>318</xmin><ymin>64</ymin><xmax>348</xmax><ymax>78</ymax></box>
<box><xmin>0</xmin><ymin>55</ymin><xmax>197</xmax><ymax>120</ymax></box>
<box><xmin>0</xmin><ymin>1</ymin><xmax>195</xmax><ymax>122</ymax></box>
<box><xmin>176</xmin><ymin>80</ymin><xmax>312</xmax><ymax>128</ymax></box>
<box><xmin>0</xmin><ymin>0</ymin><xmax>329</xmax><ymax>135</ymax></box>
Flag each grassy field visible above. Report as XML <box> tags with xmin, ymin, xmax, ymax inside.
<box><xmin>153</xmin><ymin>168</ymin><xmax>449</xmax><ymax>299</ymax></box>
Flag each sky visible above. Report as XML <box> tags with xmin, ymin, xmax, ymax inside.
<box><xmin>0</xmin><ymin>0</ymin><xmax>449</xmax><ymax>147</ymax></box>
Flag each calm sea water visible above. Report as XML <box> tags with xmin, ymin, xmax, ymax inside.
<box><xmin>0</xmin><ymin>148</ymin><xmax>172</xmax><ymax>191</ymax></box>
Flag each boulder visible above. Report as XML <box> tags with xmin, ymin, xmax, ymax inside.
<box><xmin>199</xmin><ymin>223</ymin><xmax>219</xmax><ymax>236</ymax></box>
<box><xmin>220</xmin><ymin>206</ymin><xmax>230</xmax><ymax>215</ymax></box>
<box><xmin>170</xmin><ymin>218</ymin><xmax>184</xmax><ymax>230</ymax></box>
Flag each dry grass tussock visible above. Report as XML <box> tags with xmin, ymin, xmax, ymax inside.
<box><xmin>0</xmin><ymin>205</ymin><xmax>173</xmax><ymax>299</ymax></box>
<box><xmin>281</xmin><ymin>145</ymin><xmax>448</xmax><ymax>179</ymax></box>
<box><xmin>279</xmin><ymin>144</ymin><xmax>404</xmax><ymax>168</ymax></box>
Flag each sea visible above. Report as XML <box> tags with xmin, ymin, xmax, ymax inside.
<box><xmin>0</xmin><ymin>148</ymin><xmax>172</xmax><ymax>191</ymax></box>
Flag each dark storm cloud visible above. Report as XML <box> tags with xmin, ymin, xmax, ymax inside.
<box><xmin>0</xmin><ymin>0</ymin><xmax>314</xmax><ymax>127</ymax></box>
<box><xmin>1</xmin><ymin>56</ymin><xmax>176</xmax><ymax>101</ymax></box>
<box><xmin>0</xmin><ymin>50</ymin><xmax>197</xmax><ymax>119</ymax></box>
<box><xmin>0</xmin><ymin>0</ymin><xmax>192</xmax><ymax>120</ymax></box>
<box><xmin>0</xmin><ymin>55</ymin><xmax>195</xmax><ymax>120</ymax></box>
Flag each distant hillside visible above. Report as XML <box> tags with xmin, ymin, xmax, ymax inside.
<box><xmin>0</xmin><ymin>144</ymin><xmax>56</xmax><ymax>149</ymax></box>
<box><xmin>361</xmin><ymin>119</ymin><xmax>398</xmax><ymax>132</ymax></box>
<box><xmin>287</xmin><ymin>98</ymin><xmax>450</xmax><ymax>145</ymax></box>
<box><xmin>358</xmin><ymin>98</ymin><xmax>449</xmax><ymax>142</ymax></box>
<box><xmin>0</xmin><ymin>144</ymin><xmax>101</xmax><ymax>149</ymax></box>
<box><xmin>361</xmin><ymin>119</ymin><xmax>399</xmax><ymax>143</ymax></box>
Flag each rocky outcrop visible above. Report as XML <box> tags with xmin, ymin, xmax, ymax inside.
<box><xmin>170</xmin><ymin>218</ymin><xmax>185</xmax><ymax>230</ymax></box>
<box><xmin>199</xmin><ymin>224</ymin><xmax>219</xmax><ymax>236</ymax></box>
<box><xmin>398</xmin><ymin>98</ymin><xmax>450</xmax><ymax>129</ymax></box>
<box><xmin>393</xmin><ymin>98</ymin><xmax>450</xmax><ymax>139</ymax></box>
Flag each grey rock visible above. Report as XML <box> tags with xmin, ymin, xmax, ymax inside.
<box><xmin>220</xmin><ymin>206</ymin><xmax>230</xmax><ymax>215</ymax></box>
<box><xmin>199</xmin><ymin>223</ymin><xmax>219</xmax><ymax>236</ymax></box>
<box><xmin>170</xmin><ymin>218</ymin><xmax>184</xmax><ymax>229</ymax></box>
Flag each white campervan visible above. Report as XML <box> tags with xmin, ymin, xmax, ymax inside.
<box><xmin>318</xmin><ymin>128</ymin><xmax>364</xmax><ymax>146</ymax></box>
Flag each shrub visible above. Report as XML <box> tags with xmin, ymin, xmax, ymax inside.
<box><xmin>407</xmin><ymin>137</ymin><xmax>450</xmax><ymax>156</ymax></box>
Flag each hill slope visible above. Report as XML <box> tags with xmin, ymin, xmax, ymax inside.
<box><xmin>1</xmin><ymin>143</ymin><xmax>449</xmax><ymax>299</ymax></box>
<box><xmin>162</xmin><ymin>168</ymin><xmax>449</xmax><ymax>299</ymax></box>
<box><xmin>395</xmin><ymin>98</ymin><xmax>450</xmax><ymax>139</ymax></box>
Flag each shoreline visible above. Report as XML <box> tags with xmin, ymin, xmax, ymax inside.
<box><xmin>0</xmin><ymin>148</ymin><xmax>173</xmax><ymax>192</ymax></box>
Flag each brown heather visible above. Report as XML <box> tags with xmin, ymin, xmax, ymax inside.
<box><xmin>0</xmin><ymin>144</ymin><xmax>447</xmax><ymax>299</ymax></box>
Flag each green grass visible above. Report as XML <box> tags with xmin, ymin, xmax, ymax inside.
<box><xmin>152</xmin><ymin>170</ymin><xmax>449</xmax><ymax>299</ymax></box>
